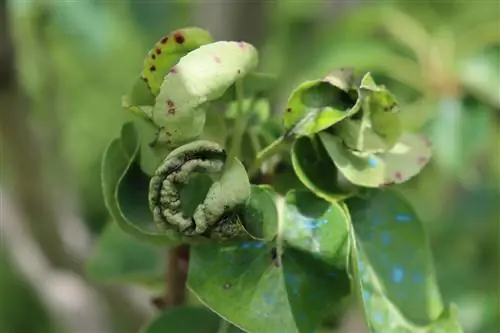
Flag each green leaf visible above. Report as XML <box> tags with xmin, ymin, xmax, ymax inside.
<box><xmin>151</xmin><ymin>41</ymin><xmax>259</xmax><ymax>147</ymax></box>
<box><xmin>319</xmin><ymin>131</ymin><xmax>432</xmax><ymax>188</ymax></box>
<box><xmin>367</xmin><ymin>85</ymin><xmax>403</xmax><ymax>149</ymax></box>
<box><xmin>101</xmin><ymin>122</ymin><xmax>181</xmax><ymax>245</ymax></box>
<box><xmin>241</xmin><ymin>185</ymin><xmax>278</xmax><ymax>241</ymax></box>
<box><xmin>291</xmin><ymin>135</ymin><xmax>356</xmax><ymax>201</ymax></box>
<box><xmin>335</xmin><ymin>118</ymin><xmax>389</xmax><ymax>154</ymax></box>
<box><xmin>86</xmin><ymin>222</ymin><xmax>164</xmax><ymax>288</ymax></box>
<box><xmin>346</xmin><ymin>190</ymin><xmax>463</xmax><ymax>332</ymax></box>
<box><xmin>121</xmin><ymin>76</ymin><xmax>155</xmax><ymax>120</ymax></box>
<box><xmin>141</xmin><ymin>27</ymin><xmax>214</xmax><ymax>96</ymax></box>
<box><xmin>283</xmin><ymin>68</ymin><xmax>362</xmax><ymax>136</ymax></box>
<box><xmin>140</xmin><ymin>306</ymin><xmax>244</xmax><ymax>333</ymax></box>
<box><xmin>187</xmin><ymin>189</ymin><xmax>351</xmax><ymax>333</ymax></box>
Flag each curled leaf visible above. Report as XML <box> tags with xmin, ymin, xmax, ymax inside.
<box><xmin>334</xmin><ymin>73</ymin><xmax>403</xmax><ymax>153</ymax></box>
<box><xmin>283</xmin><ymin>67</ymin><xmax>361</xmax><ymax>136</ymax></box>
<box><xmin>148</xmin><ymin>140</ymin><xmax>256</xmax><ymax>242</ymax></box>
<box><xmin>319</xmin><ymin>131</ymin><xmax>432</xmax><ymax>188</ymax></box>
<box><xmin>291</xmin><ymin>135</ymin><xmax>356</xmax><ymax>202</ymax></box>
<box><xmin>152</xmin><ymin>41</ymin><xmax>259</xmax><ymax>147</ymax></box>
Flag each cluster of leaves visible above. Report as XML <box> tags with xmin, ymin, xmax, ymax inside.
<box><xmin>86</xmin><ymin>27</ymin><xmax>464</xmax><ymax>333</ymax></box>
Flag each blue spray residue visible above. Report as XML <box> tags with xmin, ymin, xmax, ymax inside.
<box><xmin>284</xmin><ymin>273</ymin><xmax>301</xmax><ymax>295</ymax></box>
<box><xmin>391</xmin><ymin>266</ymin><xmax>405</xmax><ymax>283</ymax></box>
<box><xmin>380</xmin><ymin>232</ymin><xmax>391</xmax><ymax>246</ymax></box>
<box><xmin>363</xmin><ymin>290</ymin><xmax>371</xmax><ymax>302</ymax></box>
<box><xmin>412</xmin><ymin>273</ymin><xmax>424</xmax><ymax>284</ymax></box>
<box><xmin>240</xmin><ymin>241</ymin><xmax>266</xmax><ymax>249</ymax></box>
<box><xmin>368</xmin><ymin>157</ymin><xmax>378</xmax><ymax>167</ymax></box>
<box><xmin>395</xmin><ymin>213</ymin><xmax>412</xmax><ymax>223</ymax></box>
<box><xmin>263</xmin><ymin>293</ymin><xmax>276</xmax><ymax>306</ymax></box>
<box><xmin>373</xmin><ymin>312</ymin><xmax>384</xmax><ymax>324</ymax></box>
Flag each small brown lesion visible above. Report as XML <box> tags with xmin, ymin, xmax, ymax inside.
<box><xmin>160</xmin><ymin>36</ymin><xmax>169</xmax><ymax>44</ymax></box>
<box><xmin>174</xmin><ymin>32</ymin><xmax>185</xmax><ymax>44</ymax></box>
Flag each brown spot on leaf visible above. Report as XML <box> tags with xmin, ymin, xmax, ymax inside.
<box><xmin>142</xmin><ymin>76</ymin><xmax>148</xmax><ymax>83</ymax></box>
<box><xmin>151</xmin><ymin>54</ymin><xmax>156</xmax><ymax>60</ymax></box>
<box><xmin>394</xmin><ymin>172</ymin><xmax>403</xmax><ymax>181</ymax></box>
<box><xmin>160</xmin><ymin>36</ymin><xmax>168</xmax><ymax>44</ymax></box>
<box><xmin>166</xmin><ymin>131</ymin><xmax>172</xmax><ymax>136</ymax></box>
<box><xmin>174</xmin><ymin>32</ymin><xmax>185</xmax><ymax>44</ymax></box>
<box><xmin>418</xmin><ymin>156</ymin><xmax>428</xmax><ymax>165</ymax></box>
<box><xmin>170</xmin><ymin>67</ymin><xmax>177</xmax><ymax>74</ymax></box>
<box><xmin>168</xmin><ymin>108</ymin><xmax>176</xmax><ymax>115</ymax></box>
<box><xmin>150</xmin><ymin>65</ymin><xmax>156</xmax><ymax>72</ymax></box>
<box><xmin>167</xmin><ymin>99</ymin><xmax>174</xmax><ymax>107</ymax></box>
<box><xmin>286</xmin><ymin>108</ymin><xmax>292</xmax><ymax>113</ymax></box>
<box><xmin>156</xmin><ymin>48</ymin><xmax>162</xmax><ymax>55</ymax></box>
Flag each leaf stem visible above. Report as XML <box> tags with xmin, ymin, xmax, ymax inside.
<box><xmin>248</xmin><ymin>135</ymin><xmax>286</xmax><ymax>177</ymax></box>
<box><xmin>225</xmin><ymin>79</ymin><xmax>247</xmax><ymax>170</ymax></box>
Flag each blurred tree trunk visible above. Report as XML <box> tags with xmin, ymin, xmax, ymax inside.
<box><xmin>192</xmin><ymin>0</ymin><xmax>268</xmax><ymax>49</ymax></box>
<box><xmin>0</xmin><ymin>2</ymin><xmax>150</xmax><ymax>332</ymax></box>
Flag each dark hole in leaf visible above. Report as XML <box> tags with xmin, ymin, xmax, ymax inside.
<box><xmin>179</xmin><ymin>174</ymin><xmax>213</xmax><ymax>217</ymax></box>
<box><xmin>270</xmin><ymin>247</ymin><xmax>281</xmax><ymax>267</ymax></box>
<box><xmin>300</xmin><ymin>82</ymin><xmax>357</xmax><ymax>111</ymax></box>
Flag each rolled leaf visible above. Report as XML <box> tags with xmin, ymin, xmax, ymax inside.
<box><xmin>319</xmin><ymin>131</ymin><xmax>432</xmax><ymax>187</ymax></box>
<box><xmin>283</xmin><ymin>68</ymin><xmax>362</xmax><ymax>137</ymax></box>
<box><xmin>148</xmin><ymin>140</ymin><xmax>256</xmax><ymax>242</ymax></box>
<box><xmin>152</xmin><ymin>41</ymin><xmax>259</xmax><ymax>147</ymax></box>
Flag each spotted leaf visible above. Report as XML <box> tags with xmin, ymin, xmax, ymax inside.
<box><xmin>152</xmin><ymin>41</ymin><xmax>259</xmax><ymax>147</ymax></box>
<box><xmin>283</xmin><ymin>68</ymin><xmax>362</xmax><ymax>136</ymax></box>
<box><xmin>319</xmin><ymin>131</ymin><xmax>432</xmax><ymax>188</ymax></box>
<box><xmin>142</xmin><ymin>27</ymin><xmax>214</xmax><ymax>96</ymax></box>
<box><xmin>187</xmin><ymin>189</ymin><xmax>351</xmax><ymax>333</ymax></box>
<box><xmin>346</xmin><ymin>190</ymin><xmax>463</xmax><ymax>333</ymax></box>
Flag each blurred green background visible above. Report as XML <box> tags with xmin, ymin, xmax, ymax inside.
<box><xmin>0</xmin><ymin>0</ymin><xmax>498</xmax><ymax>332</ymax></box>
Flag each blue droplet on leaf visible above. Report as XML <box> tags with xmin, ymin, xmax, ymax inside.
<box><xmin>395</xmin><ymin>213</ymin><xmax>412</xmax><ymax>223</ymax></box>
<box><xmin>391</xmin><ymin>266</ymin><xmax>404</xmax><ymax>283</ymax></box>
<box><xmin>368</xmin><ymin>157</ymin><xmax>378</xmax><ymax>167</ymax></box>
<box><xmin>381</xmin><ymin>232</ymin><xmax>391</xmax><ymax>245</ymax></box>
<box><xmin>363</xmin><ymin>290</ymin><xmax>371</xmax><ymax>302</ymax></box>
<box><xmin>373</xmin><ymin>312</ymin><xmax>384</xmax><ymax>324</ymax></box>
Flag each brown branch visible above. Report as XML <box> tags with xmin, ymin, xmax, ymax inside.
<box><xmin>152</xmin><ymin>244</ymin><xmax>190</xmax><ymax>310</ymax></box>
